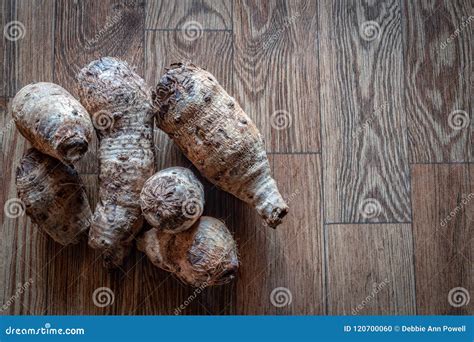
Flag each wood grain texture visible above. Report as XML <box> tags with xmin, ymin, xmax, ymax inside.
<box><xmin>236</xmin><ymin>154</ymin><xmax>324</xmax><ymax>315</ymax></box>
<box><xmin>2</xmin><ymin>0</ymin><xmax>473</xmax><ymax>316</ymax></box>
<box><xmin>146</xmin><ymin>0</ymin><xmax>232</xmax><ymax>30</ymax></box>
<box><xmin>1</xmin><ymin>97</ymin><xmax>49</xmax><ymax>315</ymax></box>
<box><xmin>319</xmin><ymin>0</ymin><xmax>411</xmax><ymax>223</ymax></box>
<box><xmin>1</xmin><ymin>0</ymin><xmax>54</xmax><ymax>97</ymax></box>
<box><xmin>404</xmin><ymin>0</ymin><xmax>471</xmax><ymax>163</ymax></box>
<box><xmin>54</xmin><ymin>0</ymin><xmax>145</xmax><ymax>174</ymax></box>
<box><xmin>233</xmin><ymin>0</ymin><xmax>320</xmax><ymax>153</ymax></box>
<box><xmin>326</xmin><ymin>224</ymin><xmax>416</xmax><ymax>315</ymax></box>
<box><xmin>411</xmin><ymin>164</ymin><xmax>473</xmax><ymax>314</ymax></box>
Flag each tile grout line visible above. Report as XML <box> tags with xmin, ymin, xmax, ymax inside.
<box><xmin>325</xmin><ymin>221</ymin><xmax>412</xmax><ymax>226</ymax></box>
<box><xmin>400</xmin><ymin>0</ymin><xmax>417</xmax><ymax>314</ymax></box>
<box><xmin>230</xmin><ymin>0</ymin><xmax>235</xmax><ymax>315</ymax></box>
<box><xmin>316</xmin><ymin>0</ymin><xmax>329</xmax><ymax>316</ymax></box>
<box><xmin>145</xmin><ymin>28</ymin><xmax>232</xmax><ymax>32</ymax></box>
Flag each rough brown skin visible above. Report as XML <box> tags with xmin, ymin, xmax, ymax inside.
<box><xmin>15</xmin><ymin>148</ymin><xmax>92</xmax><ymax>245</ymax></box>
<box><xmin>153</xmin><ymin>63</ymin><xmax>288</xmax><ymax>228</ymax></box>
<box><xmin>137</xmin><ymin>216</ymin><xmax>239</xmax><ymax>287</ymax></box>
<box><xmin>11</xmin><ymin>82</ymin><xmax>93</xmax><ymax>165</ymax></box>
<box><xmin>77</xmin><ymin>57</ymin><xmax>155</xmax><ymax>268</ymax></box>
<box><xmin>140</xmin><ymin>167</ymin><xmax>205</xmax><ymax>233</ymax></box>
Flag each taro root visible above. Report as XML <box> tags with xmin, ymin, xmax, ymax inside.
<box><xmin>153</xmin><ymin>63</ymin><xmax>288</xmax><ymax>228</ymax></box>
<box><xmin>77</xmin><ymin>57</ymin><xmax>155</xmax><ymax>267</ymax></box>
<box><xmin>140</xmin><ymin>167</ymin><xmax>205</xmax><ymax>233</ymax></box>
<box><xmin>15</xmin><ymin>148</ymin><xmax>92</xmax><ymax>245</ymax></box>
<box><xmin>11</xmin><ymin>82</ymin><xmax>93</xmax><ymax>165</ymax></box>
<box><xmin>137</xmin><ymin>216</ymin><xmax>239</xmax><ymax>287</ymax></box>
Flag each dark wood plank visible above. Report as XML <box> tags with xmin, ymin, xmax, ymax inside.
<box><xmin>236</xmin><ymin>154</ymin><xmax>324</xmax><ymax>315</ymax></box>
<box><xmin>54</xmin><ymin>0</ymin><xmax>145</xmax><ymax>174</ymax></box>
<box><xmin>233</xmin><ymin>0</ymin><xmax>320</xmax><ymax>153</ymax></box>
<box><xmin>412</xmin><ymin>164</ymin><xmax>473</xmax><ymax>314</ymax></box>
<box><xmin>1</xmin><ymin>97</ymin><xmax>49</xmax><ymax>315</ymax></box>
<box><xmin>404</xmin><ymin>0</ymin><xmax>471</xmax><ymax>162</ymax></box>
<box><xmin>146</xmin><ymin>0</ymin><xmax>232</xmax><ymax>30</ymax></box>
<box><xmin>326</xmin><ymin>224</ymin><xmax>416</xmax><ymax>315</ymax></box>
<box><xmin>1</xmin><ymin>0</ymin><xmax>54</xmax><ymax>97</ymax></box>
<box><xmin>319</xmin><ymin>0</ymin><xmax>411</xmax><ymax>223</ymax></box>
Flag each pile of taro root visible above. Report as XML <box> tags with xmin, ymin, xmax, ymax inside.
<box><xmin>11</xmin><ymin>57</ymin><xmax>288</xmax><ymax>287</ymax></box>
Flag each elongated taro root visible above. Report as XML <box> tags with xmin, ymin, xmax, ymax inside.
<box><xmin>140</xmin><ymin>167</ymin><xmax>205</xmax><ymax>233</ymax></box>
<box><xmin>137</xmin><ymin>216</ymin><xmax>239</xmax><ymax>287</ymax></box>
<box><xmin>77</xmin><ymin>57</ymin><xmax>155</xmax><ymax>267</ymax></box>
<box><xmin>11</xmin><ymin>82</ymin><xmax>93</xmax><ymax>165</ymax></box>
<box><xmin>15</xmin><ymin>148</ymin><xmax>92</xmax><ymax>245</ymax></box>
<box><xmin>153</xmin><ymin>63</ymin><xmax>288</xmax><ymax>228</ymax></box>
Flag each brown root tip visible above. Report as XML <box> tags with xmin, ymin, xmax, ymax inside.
<box><xmin>265</xmin><ymin>205</ymin><xmax>289</xmax><ymax>228</ymax></box>
<box><xmin>57</xmin><ymin>137</ymin><xmax>88</xmax><ymax>164</ymax></box>
<box><xmin>254</xmin><ymin>180</ymin><xmax>289</xmax><ymax>228</ymax></box>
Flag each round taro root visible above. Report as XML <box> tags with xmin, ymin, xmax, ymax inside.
<box><xmin>77</xmin><ymin>57</ymin><xmax>155</xmax><ymax>268</ymax></box>
<box><xmin>11</xmin><ymin>82</ymin><xmax>93</xmax><ymax>165</ymax></box>
<box><xmin>153</xmin><ymin>63</ymin><xmax>288</xmax><ymax>228</ymax></box>
<box><xmin>15</xmin><ymin>148</ymin><xmax>92</xmax><ymax>245</ymax></box>
<box><xmin>140</xmin><ymin>167</ymin><xmax>205</xmax><ymax>233</ymax></box>
<box><xmin>137</xmin><ymin>216</ymin><xmax>239</xmax><ymax>287</ymax></box>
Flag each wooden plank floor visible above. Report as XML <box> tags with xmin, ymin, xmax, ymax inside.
<box><xmin>1</xmin><ymin>0</ymin><xmax>472</xmax><ymax>315</ymax></box>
